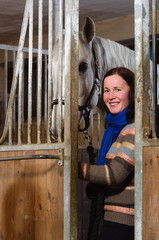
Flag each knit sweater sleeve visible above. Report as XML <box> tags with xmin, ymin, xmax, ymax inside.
<box><xmin>85</xmin><ymin>123</ymin><xmax>135</xmax><ymax>186</ymax></box>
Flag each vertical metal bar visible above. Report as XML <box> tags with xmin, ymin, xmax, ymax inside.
<box><xmin>151</xmin><ymin>0</ymin><xmax>157</xmax><ymax>138</ymax></box>
<box><xmin>8</xmin><ymin>109</ymin><xmax>13</xmax><ymax>144</ymax></box>
<box><xmin>58</xmin><ymin>0</ymin><xmax>63</xmax><ymax>142</ymax></box>
<box><xmin>22</xmin><ymin>52</ymin><xmax>25</xmax><ymax>139</ymax></box>
<box><xmin>37</xmin><ymin>0</ymin><xmax>43</xmax><ymax>143</ymax></box>
<box><xmin>134</xmin><ymin>1</ymin><xmax>143</xmax><ymax>240</ymax></box>
<box><xmin>28</xmin><ymin>0</ymin><xmax>33</xmax><ymax>144</ymax></box>
<box><xmin>18</xmin><ymin>52</ymin><xmax>24</xmax><ymax>144</ymax></box>
<box><xmin>142</xmin><ymin>0</ymin><xmax>150</xmax><ymax>130</ymax></box>
<box><xmin>12</xmin><ymin>51</ymin><xmax>16</xmax><ymax>133</ymax></box>
<box><xmin>5</xmin><ymin>50</ymin><xmax>13</xmax><ymax>144</ymax></box>
<box><xmin>70</xmin><ymin>1</ymin><xmax>79</xmax><ymax>238</ymax></box>
<box><xmin>47</xmin><ymin>0</ymin><xmax>53</xmax><ymax>143</ymax></box>
<box><xmin>64</xmin><ymin>0</ymin><xmax>72</xmax><ymax>237</ymax></box>
<box><xmin>64</xmin><ymin>0</ymin><xmax>79</xmax><ymax>239</ymax></box>
<box><xmin>4</xmin><ymin>50</ymin><xmax>9</xmax><ymax>142</ymax></box>
<box><xmin>44</xmin><ymin>54</ymin><xmax>48</xmax><ymax>140</ymax></box>
<box><xmin>4</xmin><ymin>50</ymin><xmax>8</xmax><ymax>118</ymax></box>
<box><xmin>135</xmin><ymin>0</ymin><xmax>150</xmax><ymax>239</ymax></box>
<box><xmin>53</xmin><ymin>0</ymin><xmax>59</xmax><ymax>45</ymax></box>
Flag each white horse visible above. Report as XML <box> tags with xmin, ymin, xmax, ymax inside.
<box><xmin>51</xmin><ymin>16</ymin><xmax>158</xmax><ymax>138</ymax></box>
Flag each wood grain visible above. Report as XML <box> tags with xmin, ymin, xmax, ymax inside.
<box><xmin>143</xmin><ymin>146</ymin><xmax>159</xmax><ymax>240</ymax></box>
<box><xmin>0</xmin><ymin>149</ymin><xmax>63</xmax><ymax>240</ymax></box>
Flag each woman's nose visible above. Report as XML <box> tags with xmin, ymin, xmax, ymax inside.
<box><xmin>109</xmin><ymin>91</ymin><xmax>115</xmax><ymax>99</ymax></box>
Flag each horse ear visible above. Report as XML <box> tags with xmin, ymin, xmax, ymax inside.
<box><xmin>82</xmin><ymin>17</ymin><xmax>95</xmax><ymax>43</ymax></box>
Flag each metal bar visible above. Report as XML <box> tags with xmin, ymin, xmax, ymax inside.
<box><xmin>58</xmin><ymin>0</ymin><xmax>63</xmax><ymax>142</ymax></box>
<box><xmin>142</xmin><ymin>0</ymin><xmax>150</xmax><ymax>130</ymax></box>
<box><xmin>44</xmin><ymin>54</ymin><xmax>48</xmax><ymax>139</ymax></box>
<box><xmin>53</xmin><ymin>0</ymin><xmax>59</xmax><ymax>45</ymax></box>
<box><xmin>4</xmin><ymin>50</ymin><xmax>8</xmax><ymax>119</ymax></box>
<box><xmin>5</xmin><ymin>50</ymin><xmax>13</xmax><ymax>145</ymax></box>
<box><xmin>12</xmin><ymin>51</ymin><xmax>16</xmax><ymax>134</ymax></box>
<box><xmin>37</xmin><ymin>0</ymin><xmax>43</xmax><ymax>143</ymax></box>
<box><xmin>18</xmin><ymin>52</ymin><xmax>24</xmax><ymax>144</ymax></box>
<box><xmin>134</xmin><ymin>0</ymin><xmax>151</xmax><ymax>239</ymax></box>
<box><xmin>0</xmin><ymin>142</ymin><xmax>65</xmax><ymax>152</ymax></box>
<box><xmin>27</xmin><ymin>0</ymin><xmax>33</xmax><ymax>144</ymax></box>
<box><xmin>64</xmin><ymin>0</ymin><xmax>79</xmax><ymax>239</ymax></box>
<box><xmin>64</xmin><ymin>0</ymin><xmax>72</xmax><ymax>237</ymax></box>
<box><xmin>70</xmin><ymin>1</ymin><xmax>79</xmax><ymax>238</ymax></box>
<box><xmin>47</xmin><ymin>0</ymin><xmax>53</xmax><ymax>143</ymax></box>
<box><xmin>134</xmin><ymin>1</ymin><xmax>144</xmax><ymax>240</ymax></box>
<box><xmin>0</xmin><ymin>154</ymin><xmax>60</xmax><ymax>162</ymax></box>
<box><xmin>0</xmin><ymin>44</ymin><xmax>48</xmax><ymax>55</ymax></box>
<box><xmin>151</xmin><ymin>0</ymin><xmax>157</xmax><ymax>138</ymax></box>
<box><xmin>22</xmin><ymin>53</ymin><xmax>25</xmax><ymax>139</ymax></box>
<box><xmin>8</xmin><ymin>108</ymin><xmax>13</xmax><ymax>144</ymax></box>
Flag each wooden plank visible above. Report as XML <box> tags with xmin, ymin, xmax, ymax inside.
<box><xmin>143</xmin><ymin>146</ymin><xmax>159</xmax><ymax>240</ymax></box>
<box><xmin>0</xmin><ymin>149</ymin><xmax>63</xmax><ymax>240</ymax></box>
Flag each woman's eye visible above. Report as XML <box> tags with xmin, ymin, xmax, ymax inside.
<box><xmin>116</xmin><ymin>89</ymin><xmax>121</xmax><ymax>92</ymax></box>
<box><xmin>79</xmin><ymin>62</ymin><xmax>88</xmax><ymax>72</ymax></box>
<box><xmin>104</xmin><ymin>89</ymin><xmax>109</xmax><ymax>93</ymax></box>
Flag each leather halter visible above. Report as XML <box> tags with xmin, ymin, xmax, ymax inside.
<box><xmin>78</xmin><ymin>43</ymin><xmax>101</xmax><ymax>132</ymax></box>
<box><xmin>52</xmin><ymin>43</ymin><xmax>101</xmax><ymax>132</ymax></box>
<box><xmin>52</xmin><ymin>99</ymin><xmax>65</xmax><ymax>107</ymax></box>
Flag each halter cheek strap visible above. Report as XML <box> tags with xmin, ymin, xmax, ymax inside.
<box><xmin>92</xmin><ymin>42</ymin><xmax>101</xmax><ymax>85</ymax></box>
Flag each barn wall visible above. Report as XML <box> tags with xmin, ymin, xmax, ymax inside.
<box><xmin>0</xmin><ymin>15</ymin><xmax>134</xmax><ymax>47</ymax></box>
<box><xmin>96</xmin><ymin>15</ymin><xmax>134</xmax><ymax>42</ymax></box>
<box><xmin>96</xmin><ymin>10</ymin><xmax>159</xmax><ymax>42</ymax></box>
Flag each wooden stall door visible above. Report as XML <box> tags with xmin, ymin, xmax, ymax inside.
<box><xmin>143</xmin><ymin>146</ymin><xmax>159</xmax><ymax>240</ymax></box>
<box><xmin>0</xmin><ymin>149</ymin><xmax>63</xmax><ymax>240</ymax></box>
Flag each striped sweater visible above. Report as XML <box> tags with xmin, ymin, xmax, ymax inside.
<box><xmin>84</xmin><ymin>123</ymin><xmax>135</xmax><ymax>226</ymax></box>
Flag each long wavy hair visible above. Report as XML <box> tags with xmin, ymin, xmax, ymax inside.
<box><xmin>102</xmin><ymin>67</ymin><xmax>135</xmax><ymax>122</ymax></box>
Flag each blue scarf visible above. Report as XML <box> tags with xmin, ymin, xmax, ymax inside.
<box><xmin>98</xmin><ymin>108</ymin><xmax>129</xmax><ymax>165</ymax></box>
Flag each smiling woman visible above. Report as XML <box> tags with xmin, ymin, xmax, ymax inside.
<box><xmin>103</xmin><ymin>67</ymin><xmax>134</xmax><ymax>118</ymax></box>
<box><xmin>103</xmin><ymin>74</ymin><xmax>130</xmax><ymax>114</ymax></box>
<box><xmin>79</xmin><ymin>67</ymin><xmax>135</xmax><ymax>240</ymax></box>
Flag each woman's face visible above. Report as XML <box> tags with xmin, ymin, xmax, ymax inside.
<box><xmin>103</xmin><ymin>74</ymin><xmax>130</xmax><ymax>114</ymax></box>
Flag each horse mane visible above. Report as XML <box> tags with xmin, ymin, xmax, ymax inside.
<box><xmin>92</xmin><ymin>36</ymin><xmax>135</xmax><ymax>82</ymax></box>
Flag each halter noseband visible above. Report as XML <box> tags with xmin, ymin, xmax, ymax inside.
<box><xmin>78</xmin><ymin>43</ymin><xmax>101</xmax><ymax>132</ymax></box>
<box><xmin>52</xmin><ymin>99</ymin><xmax>65</xmax><ymax>108</ymax></box>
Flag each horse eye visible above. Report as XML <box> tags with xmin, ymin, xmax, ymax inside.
<box><xmin>79</xmin><ymin>62</ymin><xmax>88</xmax><ymax>72</ymax></box>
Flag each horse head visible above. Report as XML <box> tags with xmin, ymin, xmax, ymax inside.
<box><xmin>51</xmin><ymin>17</ymin><xmax>102</xmax><ymax>139</ymax></box>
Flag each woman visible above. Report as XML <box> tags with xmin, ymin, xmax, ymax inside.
<box><xmin>79</xmin><ymin>67</ymin><xmax>135</xmax><ymax>240</ymax></box>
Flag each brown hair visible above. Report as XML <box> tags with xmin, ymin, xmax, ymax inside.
<box><xmin>103</xmin><ymin>67</ymin><xmax>135</xmax><ymax>121</ymax></box>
